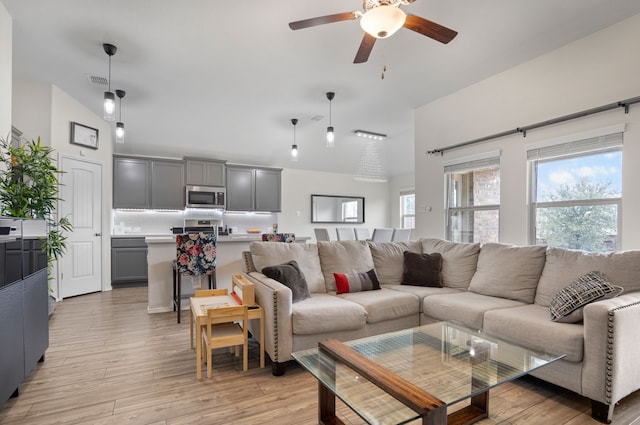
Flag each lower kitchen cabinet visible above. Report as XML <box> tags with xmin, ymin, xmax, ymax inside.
<box><xmin>111</xmin><ymin>238</ymin><xmax>148</xmax><ymax>286</ymax></box>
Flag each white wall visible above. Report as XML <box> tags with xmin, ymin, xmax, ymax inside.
<box><xmin>388</xmin><ymin>172</ymin><xmax>415</xmax><ymax>236</ymax></box>
<box><xmin>0</xmin><ymin>3</ymin><xmax>11</xmax><ymax>137</ymax></box>
<box><xmin>12</xmin><ymin>81</ymin><xmax>113</xmax><ymax>297</ymax></box>
<box><xmin>415</xmin><ymin>13</ymin><xmax>640</xmax><ymax>249</ymax></box>
<box><xmin>279</xmin><ymin>168</ymin><xmax>390</xmax><ymax>241</ymax></box>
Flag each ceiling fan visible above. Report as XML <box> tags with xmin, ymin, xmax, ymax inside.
<box><xmin>288</xmin><ymin>0</ymin><xmax>458</xmax><ymax>64</ymax></box>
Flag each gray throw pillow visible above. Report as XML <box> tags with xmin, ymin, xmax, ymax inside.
<box><xmin>549</xmin><ymin>271</ymin><xmax>623</xmax><ymax>323</ymax></box>
<box><xmin>401</xmin><ymin>251</ymin><xmax>443</xmax><ymax>287</ymax></box>
<box><xmin>262</xmin><ymin>260</ymin><xmax>311</xmax><ymax>303</ymax></box>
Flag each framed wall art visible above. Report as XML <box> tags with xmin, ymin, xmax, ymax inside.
<box><xmin>70</xmin><ymin>121</ymin><xmax>99</xmax><ymax>149</ymax></box>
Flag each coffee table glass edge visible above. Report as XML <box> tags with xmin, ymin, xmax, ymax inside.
<box><xmin>292</xmin><ymin>321</ymin><xmax>565</xmax><ymax>425</ymax></box>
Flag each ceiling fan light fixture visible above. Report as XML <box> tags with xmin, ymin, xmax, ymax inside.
<box><xmin>360</xmin><ymin>5</ymin><xmax>406</xmax><ymax>39</ymax></box>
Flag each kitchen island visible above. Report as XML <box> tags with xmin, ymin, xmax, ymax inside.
<box><xmin>145</xmin><ymin>235</ymin><xmax>309</xmax><ymax>313</ymax></box>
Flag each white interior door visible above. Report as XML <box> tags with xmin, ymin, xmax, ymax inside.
<box><xmin>58</xmin><ymin>156</ymin><xmax>103</xmax><ymax>298</ymax></box>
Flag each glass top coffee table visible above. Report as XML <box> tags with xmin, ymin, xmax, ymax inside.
<box><xmin>292</xmin><ymin>321</ymin><xmax>565</xmax><ymax>425</ymax></box>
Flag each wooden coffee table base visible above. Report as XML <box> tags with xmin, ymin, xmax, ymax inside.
<box><xmin>317</xmin><ymin>339</ymin><xmax>490</xmax><ymax>425</ymax></box>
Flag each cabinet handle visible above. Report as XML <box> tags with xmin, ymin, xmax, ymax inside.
<box><xmin>95</xmin><ymin>233</ymin><xmax>102</xmax><ymax>237</ymax></box>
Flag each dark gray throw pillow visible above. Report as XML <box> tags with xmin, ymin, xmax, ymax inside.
<box><xmin>262</xmin><ymin>260</ymin><xmax>311</xmax><ymax>303</ymax></box>
<box><xmin>401</xmin><ymin>251</ymin><xmax>443</xmax><ymax>287</ymax></box>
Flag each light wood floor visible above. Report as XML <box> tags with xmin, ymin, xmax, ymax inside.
<box><xmin>1</xmin><ymin>287</ymin><xmax>640</xmax><ymax>425</ymax></box>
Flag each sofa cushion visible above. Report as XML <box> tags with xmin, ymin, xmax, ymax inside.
<box><xmin>339</xmin><ymin>288</ymin><xmax>419</xmax><ymax>324</ymax></box>
<box><xmin>401</xmin><ymin>251</ymin><xmax>443</xmax><ymax>287</ymax></box>
<box><xmin>334</xmin><ymin>269</ymin><xmax>381</xmax><ymax>294</ymax></box>
<box><xmin>550</xmin><ymin>271</ymin><xmax>623</xmax><ymax>323</ymax></box>
<box><xmin>484</xmin><ymin>304</ymin><xmax>584</xmax><ymax>362</ymax></box>
<box><xmin>421</xmin><ymin>238</ymin><xmax>480</xmax><ymax>289</ymax></box>
<box><xmin>368</xmin><ymin>241</ymin><xmax>422</xmax><ymax>285</ymax></box>
<box><xmin>292</xmin><ymin>294</ymin><xmax>367</xmax><ymax>335</ymax></box>
<box><xmin>535</xmin><ymin>247</ymin><xmax>640</xmax><ymax>307</ymax></box>
<box><xmin>423</xmin><ymin>292</ymin><xmax>526</xmax><ymax>330</ymax></box>
<box><xmin>250</xmin><ymin>242</ymin><xmax>326</xmax><ymax>293</ymax></box>
<box><xmin>468</xmin><ymin>243</ymin><xmax>546</xmax><ymax>303</ymax></box>
<box><xmin>383</xmin><ymin>284</ymin><xmax>463</xmax><ymax>312</ymax></box>
<box><xmin>318</xmin><ymin>241</ymin><xmax>375</xmax><ymax>292</ymax></box>
<box><xmin>261</xmin><ymin>260</ymin><xmax>310</xmax><ymax>303</ymax></box>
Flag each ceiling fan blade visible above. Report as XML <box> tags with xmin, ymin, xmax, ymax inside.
<box><xmin>403</xmin><ymin>15</ymin><xmax>458</xmax><ymax>44</ymax></box>
<box><xmin>354</xmin><ymin>33</ymin><xmax>377</xmax><ymax>64</ymax></box>
<box><xmin>289</xmin><ymin>12</ymin><xmax>358</xmax><ymax>30</ymax></box>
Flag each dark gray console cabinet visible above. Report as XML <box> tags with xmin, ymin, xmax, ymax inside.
<box><xmin>1</xmin><ymin>268</ymin><xmax>48</xmax><ymax>406</ymax></box>
<box><xmin>111</xmin><ymin>238</ymin><xmax>148</xmax><ymax>286</ymax></box>
<box><xmin>113</xmin><ymin>156</ymin><xmax>185</xmax><ymax>210</ymax></box>
<box><xmin>226</xmin><ymin>165</ymin><xmax>281</xmax><ymax>212</ymax></box>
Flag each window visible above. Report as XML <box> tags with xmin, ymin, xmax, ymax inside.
<box><xmin>445</xmin><ymin>154</ymin><xmax>500</xmax><ymax>243</ymax></box>
<box><xmin>528</xmin><ymin>132</ymin><xmax>622</xmax><ymax>252</ymax></box>
<box><xmin>400</xmin><ymin>191</ymin><xmax>415</xmax><ymax>229</ymax></box>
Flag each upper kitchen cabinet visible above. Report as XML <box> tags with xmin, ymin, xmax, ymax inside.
<box><xmin>226</xmin><ymin>165</ymin><xmax>281</xmax><ymax>212</ymax></box>
<box><xmin>185</xmin><ymin>158</ymin><xmax>226</xmax><ymax>187</ymax></box>
<box><xmin>113</xmin><ymin>156</ymin><xmax>185</xmax><ymax>210</ymax></box>
<box><xmin>151</xmin><ymin>159</ymin><xmax>185</xmax><ymax>210</ymax></box>
<box><xmin>113</xmin><ymin>156</ymin><xmax>151</xmax><ymax>209</ymax></box>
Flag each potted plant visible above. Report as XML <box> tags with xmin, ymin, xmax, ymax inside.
<box><xmin>0</xmin><ymin>135</ymin><xmax>73</xmax><ymax>314</ymax></box>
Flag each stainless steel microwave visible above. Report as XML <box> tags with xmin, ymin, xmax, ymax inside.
<box><xmin>185</xmin><ymin>185</ymin><xmax>226</xmax><ymax>209</ymax></box>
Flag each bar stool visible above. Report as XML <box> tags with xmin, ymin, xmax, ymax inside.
<box><xmin>173</xmin><ymin>232</ymin><xmax>217</xmax><ymax>323</ymax></box>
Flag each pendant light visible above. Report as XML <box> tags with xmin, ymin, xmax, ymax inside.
<box><xmin>290</xmin><ymin>118</ymin><xmax>298</xmax><ymax>161</ymax></box>
<box><xmin>115</xmin><ymin>89</ymin><xmax>126</xmax><ymax>144</ymax></box>
<box><xmin>103</xmin><ymin>43</ymin><xmax>117</xmax><ymax>121</ymax></box>
<box><xmin>326</xmin><ymin>92</ymin><xmax>335</xmax><ymax>148</ymax></box>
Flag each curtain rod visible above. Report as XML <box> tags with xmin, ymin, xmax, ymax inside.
<box><xmin>426</xmin><ymin>95</ymin><xmax>640</xmax><ymax>156</ymax></box>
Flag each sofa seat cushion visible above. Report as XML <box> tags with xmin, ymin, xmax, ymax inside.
<box><xmin>383</xmin><ymin>284</ymin><xmax>463</xmax><ymax>312</ymax></box>
<box><xmin>484</xmin><ymin>304</ymin><xmax>584</xmax><ymax>362</ymax></box>
<box><xmin>318</xmin><ymin>241</ymin><xmax>375</xmax><ymax>292</ymax></box>
<box><xmin>421</xmin><ymin>239</ymin><xmax>480</xmax><ymax>289</ymax></box>
<box><xmin>468</xmin><ymin>243</ymin><xmax>546</xmax><ymax>303</ymax></box>
<box><xmin>368</xmin><ymin>241</ymin><xmax>422</xmax><ymax>285</ymax></box>
<box><xmin>292</xmin><ymin>294</ymin><xmax>367</xmax><ymax>335</ymax></box>
<box><xmin>250</xmin><ymin>242</ymin><xmax>326</xmax><ymax>293</ymax></box>
<box><xmin>423</xmin><ymin>292</ymin><xmax>526</xmax><ymax>330</ymax></box>
<box><xmin>535</xmin><ymin>247</ymin><xmax>640</xmax><ymax>307</ymax></box>
<box><xmin>339</xmin><ymin>288</ymin><xmax>419</xmax><ymax>324</ymax></box>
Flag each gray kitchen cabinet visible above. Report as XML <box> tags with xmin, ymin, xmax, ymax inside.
<box><xmin>113</xmin><ymin>156</ymin><xmax>151</xmax><ymax>209</ymax></box>
<box><xmin>151</xmin><ymin>159</ymin><xmax>185</xmax><ymax>210</ymax></box>
<box><xmin>226</xmin><ymin>165</ymin><xmax>281</xmax><ymax>212</ymax></box>
<box><xmin>185</xmin><ymin>158</ymin><xmax>226</xmax><ymax>186</ymax></box>
<box><xmin>114</xmin><ymin>156</ymin><xmax>185</xmax><ymax>210</ymax></box>
<box><xmin>111</xmin><ymin>238</ymin><xmax>148</xmax><ymax>286</ymax></box>
<box><xmin>255</xmin><ymin>168</ymin><xmax>282</xmax><ymax>212</ymax></box>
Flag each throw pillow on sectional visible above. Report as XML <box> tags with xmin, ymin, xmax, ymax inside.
<box><xmin>401</xmin><ymin>251</ymin><xmax>443</xmax><ymax>287</ymax></box>
<box><xmin>549</xmin><ymin>270</ymin><xmax>623</xmax><ymax>323</ymax></box>
<box><xmin>262</xmin><ymin>260</ymin><xmax>311</xmax><ymax>303</ymax></box>
<box><xmin>333</xmin><ymin>269</ymin><xmax>381</xmax><ymax>294</ymax></box>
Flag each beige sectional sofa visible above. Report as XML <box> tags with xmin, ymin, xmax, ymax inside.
<box><xmin>242</xmin><ymin>238</ymin><xmax>640</xmax><ymax>423</ymax></box>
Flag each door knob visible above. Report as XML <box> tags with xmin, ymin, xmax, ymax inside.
<box><xmin>95</xmin><ymin>233</ymin><xmax>102</xmax><ymax>236</ymax></box>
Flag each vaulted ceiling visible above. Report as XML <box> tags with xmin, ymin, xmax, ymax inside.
<box><xmin>4</xmin><ymin>0</ymin><xmax>640</xmax><ymax>178</ymax></box>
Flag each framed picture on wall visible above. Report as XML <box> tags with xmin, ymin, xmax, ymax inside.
<box><xmin>70</xmin><ymin>121</ymin><xmax>99</xmax><ymax>149</ymax></box>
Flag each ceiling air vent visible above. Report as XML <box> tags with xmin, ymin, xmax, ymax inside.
<box><xmin>87</xmin><ymin>75</ymin><xmax>108</xmax><ymax>86</ymax></box>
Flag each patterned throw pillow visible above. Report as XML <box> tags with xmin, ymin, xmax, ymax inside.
<box><xmin>334</xmin><ymin>269</ymin><xmax>381</xmax><ymax>295</ymax></box>
<box><xmin>550</xmin><ymin>271</ymin><xmax>623</xmax><ymax>323</ymax></box>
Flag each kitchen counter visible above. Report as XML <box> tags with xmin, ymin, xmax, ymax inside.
<box><xmin>144</xmin><ymin>234</ymin><xmax>309</xmax><ymax>313</ymax></box>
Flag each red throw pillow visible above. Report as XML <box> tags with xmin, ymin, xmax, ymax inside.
<box><xmin>333</xmin><ymin>269</ymin><xmax>381</xmax><ymax>294</ymax></box>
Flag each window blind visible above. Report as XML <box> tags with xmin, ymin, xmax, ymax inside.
<box><xmin>444</xmin><ymin>155</ymin><xmax>500</xmax><ymax>174</ymax></box>
<box><xmin>527</xmin><ymin>132</ymin><xmax>623</xmax><ymax>161</ymax></box>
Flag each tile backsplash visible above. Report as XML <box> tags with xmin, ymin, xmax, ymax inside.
<box><xmin>112</xmin><ymin>209</ymin><xmax>277</xmax><ymax>236</ymax></box>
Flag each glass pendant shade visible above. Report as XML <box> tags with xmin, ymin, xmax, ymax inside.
<box><xmin>115</xmin><ymin>122</ymin><xmax>125</xmax><ymax>144</ymax></box>
<box><xmin>291</xmin><ymin>144</ymin><xmax>298</xmax><ymax>161</ymax></box>
<box><xmin>103</xmin><ymin>91</ymin><xmax>115</xmax><ymax>121</ymax></box>
<box><xmin>326</xmin><ymin>126</ymin><xmax>335</xmax><ymax>148</ymax></box>
<box><xmin>360</xmin><ymin>5</ymin><xmax>406</xmax><ymax>39</ymax></box>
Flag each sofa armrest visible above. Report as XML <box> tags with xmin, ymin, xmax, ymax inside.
<box><xmin>582</xmin><ymin>291</ymin><xmax>640</xmax><ymax>411</ymax></box>
<box><xmin>242</xmin><ymin>271</ymin><xmax>294</xmax><ymax>366</ymax></box>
